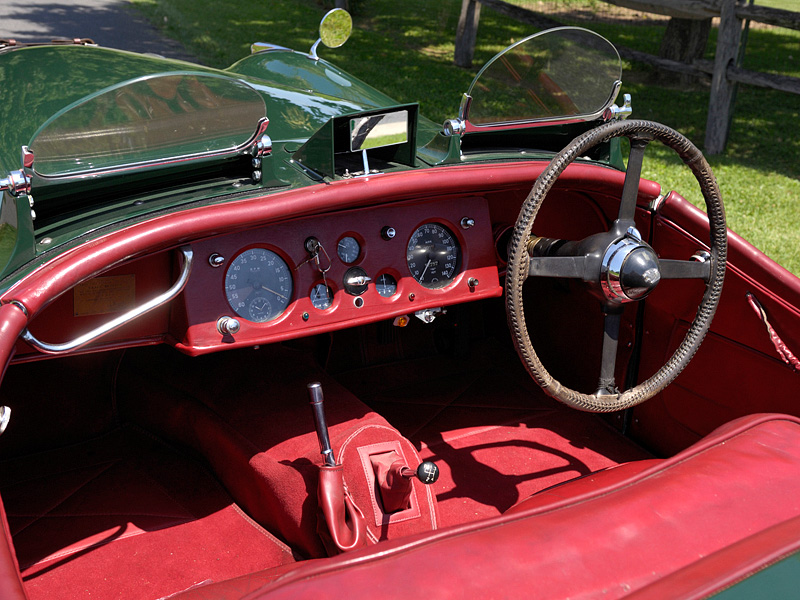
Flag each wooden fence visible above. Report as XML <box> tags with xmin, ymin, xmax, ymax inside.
<box><xmin>454</xmin><ymin>0</ymin><xmax>800</xmax><ymax>154</ymax></box>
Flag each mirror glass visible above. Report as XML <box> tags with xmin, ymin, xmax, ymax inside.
<box><xmin>320</xmin><ymin>8</ymin><xmax>352</xmax><ymax>49</ymax></box>
<box><xmin>350</xmin><ymin>110</ymin><xmax>408</xmax><ymax>152</ymax></box>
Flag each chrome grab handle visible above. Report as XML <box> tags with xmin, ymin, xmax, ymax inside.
<box><xmin>21</xmin><ymin>246</ymin><xmax>193</xmax><ymax>354</ymax></box>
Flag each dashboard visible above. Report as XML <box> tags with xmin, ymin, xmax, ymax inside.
<box><xmin>174</xmin><ymin>195</ymin><xmax>502</xmax><ymax>354</ymax></box>
<box><xmin>15</xmin><ymin>194</ymin><xmax>502</xmax><ymax>360</ymax></box>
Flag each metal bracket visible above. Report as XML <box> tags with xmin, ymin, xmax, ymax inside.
<box><xmin>604</xmin><ymin>94</ymin><xmax>632</xmax><ymax>121</ymax></box>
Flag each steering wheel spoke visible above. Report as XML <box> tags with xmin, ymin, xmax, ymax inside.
<box><xmin>659</xmin><ymin>258</ymin><xmax>712</xmax><ymax>281</ymax></box>
<box><xmin>617</xmin><ymin>135</ymin><xmax>652</xmax><ymax>224</ymax></box>
<box><xmin>528</xmin><ymin>255</ymin><xmax>587</xmax><ymax>279</ymax></box>
<box><xmin>597</xmin><ymin>312</ymin><xmax>622</xmax><ymax>396</ymax></box>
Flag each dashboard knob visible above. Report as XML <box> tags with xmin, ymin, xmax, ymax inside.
<box><xmin>381</xmin><ymin>226</ymin><xmax>396</xmax><ymax>240</ymax></box>
<box><xmin>217</xmin><ymin>316</ymin><xmax>241</xmax><ymax>335</ymax></box>
<box><xmin>208</xmin><ymin>253</ymin><xmax>225</xmax><ymax>268</ymax></box>
<box><xmin>343</xmin><ymin>267</ymin><xmax>371</xmax><ymax>296</ymax></box>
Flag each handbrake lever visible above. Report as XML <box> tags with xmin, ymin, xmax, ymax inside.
<box><xmin>307</xmin><ymin>381</ymin><xmax>337</xmax><ymax>467</ymax></box>
<box><xmin>307</xmin><ymin>381</ymin><xmax>367</xmax><ymax>554</ymax></box>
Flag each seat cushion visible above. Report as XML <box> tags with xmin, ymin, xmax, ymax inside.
<box><xmin>171</xmin><ymin>413</ymin><xmax>800</xmax><ymax>600</ymax></box>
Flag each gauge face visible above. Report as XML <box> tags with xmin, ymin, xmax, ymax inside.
<box><xmin>406</xmin><ymin>223</ymin><xmax>461</xmax><ymax>289</ymax></box>
<box><xmin>337</xmin><ymin>236</ymin><xmax>361</xmax><ymax>264</ymax></box>
<box><xmin>375</xmin><ymin>273</ymin><xmax>398</xmax><ymax>297</ymax></box>
<box><xmin>225</xmin><ymin>248</ymin><xmax>293</xmax><ymax>323</ymax></box>
<box><xmin>310</xmin><ymin>283</ymin><xmax>334</xmax><ymax>310</ymax></box>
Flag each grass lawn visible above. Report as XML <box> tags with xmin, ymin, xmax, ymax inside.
<box><xmin>131</xmin><ymin>0</ymin><xmax>800</xmax><ymax>275</ymax></box>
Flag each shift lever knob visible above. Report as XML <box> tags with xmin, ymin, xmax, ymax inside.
<box><xmin>401</xmin><ymin>461</ymin><xmax>439</xmax><ymax>485</ymax></box>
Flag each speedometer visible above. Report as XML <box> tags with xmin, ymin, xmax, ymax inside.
<box><xmin>406</xmin><ymin>223</ymin><xmax>461</xmax><ymax>289</ymax></box>
<box><xmin>225</xmin><ymin>248</ymin><xmax>293</xmax><ymax>322</ymax></box>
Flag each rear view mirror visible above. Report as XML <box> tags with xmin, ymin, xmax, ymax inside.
<box><xmin>310</xmin><ymin>9</ymin><xmax>352</xmax><ymax>60</ymax></box>
<box><xmin>350</xmin><ymin>110</ymin><xmax>408</xmax><ymax>152</ymax></box>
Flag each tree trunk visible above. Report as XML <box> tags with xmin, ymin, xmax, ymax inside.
<box><xmin>454</xmin><ymin>0</ymin><xmax>481</xmax><ymax>68</ymax></box>
<box><xmin>659</xmin><ymin>17</ymin><xmax>711</xmax><ymax>85</ymax></box>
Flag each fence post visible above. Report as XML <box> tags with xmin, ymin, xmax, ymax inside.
<box><xmin>705</xmin><ymin>0</ymin><xmax>745</xmax><ymax>154</ymax></box>
<box><xmin>455</xmin><ymin>0</ymin><xmax>482</xmax><ymax>68</ymax></box>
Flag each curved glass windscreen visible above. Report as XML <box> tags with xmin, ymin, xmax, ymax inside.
<box><xmin>465</xmin><ymin>27</ymin><xmax>621</xmax><ymax>127</ymax></box>
<box><xmin>30</xmin><ymin>72</ymin><xmax>267</xmax><ymax>177</ymax></box>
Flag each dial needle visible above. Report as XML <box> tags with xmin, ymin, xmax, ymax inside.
<box><xmin>254</xmin><ymin>282</ymin><xmax>288</xmax><ymax>300</ymax></box>
<box><xmin>420</xmin><ymin>259</ymin><xmax>433</xmax><ymax>281</ymax></box>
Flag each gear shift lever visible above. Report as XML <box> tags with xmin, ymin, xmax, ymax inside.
<box><xmin>372</xmin><ymin>455</ymin><xmax>440</xmax><ymax>514</ymax></box>
<box><xmin>400</xmin><ymin>461</ymin><xmax>440</xmax><ymax>484</ymax></box>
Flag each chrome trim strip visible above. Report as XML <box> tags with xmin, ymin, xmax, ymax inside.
<box><xmin>463</xmin><ymin>80</ymin><xmax>622</xmax><ymax>132</ymax></box>
<box><xmin>20</xmin><ymin>246</ymin><xmax>193</xmax><ymax>354</ymax></box>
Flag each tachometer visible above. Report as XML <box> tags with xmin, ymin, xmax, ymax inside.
<box><xmin>406</xmin><ymin>223</ymin><xmax>461</xmax><ymax>289</ymax></box>
<box><xmin>225</xmin><ymin>248</ymin><xmax>293</xmax><ymax>322</ymax></box>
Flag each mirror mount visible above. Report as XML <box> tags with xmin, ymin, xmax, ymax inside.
<box><xmin>309</xmin><ymin>8</ymin><xmax>353</xmax><ymax>61</ymax></box>
<box><xmin>0</xmin><ymin>146</ymin><xmax>33</xmax><ymax>197</ymax></box>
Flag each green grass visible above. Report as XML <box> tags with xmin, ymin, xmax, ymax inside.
<box><xmin>131</xmin><ymin>0</ymin><xmax>800</xmax><ymax>275</ymax></box>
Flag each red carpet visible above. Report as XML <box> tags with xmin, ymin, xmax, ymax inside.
<box><xmin>334</xmin><ymin>339</ymin><xmax>651</xmax><ymax>526</ymax></box>
<box><xmin>1</xmin><ymin>427</ymin><xmax>296</xmax><ymax>600</ymax></box>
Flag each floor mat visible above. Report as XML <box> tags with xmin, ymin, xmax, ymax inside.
<box><xmin>1</xmin><ymin>427</ymin><xmax>295</xmax><ymax>600</ymax></box>
<box><xmin>335</xmin><ymin>339</ymin><xmax>651</xmax><ymax>527</ymax></box>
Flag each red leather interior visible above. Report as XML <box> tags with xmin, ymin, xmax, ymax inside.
<box><xmin>625</xmin><ymin>514</ymin><xmax>800</xmax><ymax>599</ymax></box>
<box><xmin>631</xmin><ymin>191</ymin><xmax>800</xmax><ymax>455</ymax></box>
<box><xmin>171</xmin><ymin>414</ymin><xmax>800</xmax><ymax>599</ymax></box>
<box><xmin>115</xmin><ymin>344</ymin><xmax>439</xmax><ymax>559</ymax></box>
<box><xmin>368</xmin><ymin>450</ymin><xmax>413</xmax><ymax>514</ymax></box>
<box><xmin>317</xmin><ymin>464</ymin><xmax>368</xmax><ymax>554</ymax></box>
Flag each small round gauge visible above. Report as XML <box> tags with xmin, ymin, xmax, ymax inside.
<box><xmin>406</xmin><ymin>223</ymin><xmax>462</xmax><ymax>289</ymax></box>
<box><xmin>337</xmin><ymin>236</ymin><xmax>361</xmax><ymax>264</ymax></box>
<box><xmin>310</xmin><ymin>283</ymin><xmax>334</xmax><ymax>310</ymax></box>
<box><xmin>375</xmin><ymin>273</ymin><xmax>398</xmax><ymax>298</ymax></box>
<box><xmin>225</xmin><ymin>248</ymin><xmax>293</xmax><ymax>323</ymax></box>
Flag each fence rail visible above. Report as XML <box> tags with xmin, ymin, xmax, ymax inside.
<box><xmin>454</xmin><ymin>0</ymin><xmax>800</xmax><ymax>153</ymax></box>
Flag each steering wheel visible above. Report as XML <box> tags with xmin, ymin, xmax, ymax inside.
<box><xmin>506</xmin><ymin>119</ymin><xmax>727</xmax><ymax>412</ymax></box>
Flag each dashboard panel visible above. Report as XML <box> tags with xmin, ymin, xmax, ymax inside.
<box><xmin>175</xmin><ymin>195</ymin><xmax>502</xmax><ymax>354</ymax></box>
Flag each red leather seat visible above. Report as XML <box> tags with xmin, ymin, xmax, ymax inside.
<box><xmin>171</xmin><ymin>414</ymin><xmax>800</xmax><ymax>599</ymax></box>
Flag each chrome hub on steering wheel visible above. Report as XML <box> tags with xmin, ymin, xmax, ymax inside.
<box><xmin>600</xmin><ymin>228</ymin><xmax>661</xmax><ymax>304</ymax></box>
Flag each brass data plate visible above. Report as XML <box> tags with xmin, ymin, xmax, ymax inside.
<box><xmin>74</xmin><ymin>275</ymin><xmax>136</xmax><ymax>317</ymax></box>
